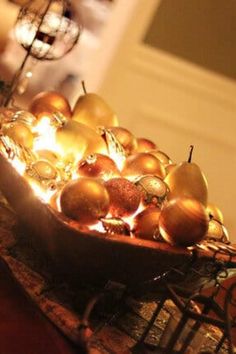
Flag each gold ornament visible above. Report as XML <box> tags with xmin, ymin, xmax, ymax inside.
<box><xmin>150</xmin><ymin>150</ymin><xmax>172</xmax><ymax>166</ymax></box>
<box><xmin>78</xmin><ymin>153</ymin><xmax>120</xmax><ymax>180</ymax></box>
<box><xmin>159</xmin><ymin>197</ymin><xmax>209</xmax><ymax>246</ymax></box>
<box><xmin>60</xmin><ymin>178</ymin><xmax>110</xmax><ymax>225</ymax></box>
<box><xmin>206</xmin><ymin>203</ymin><xmax>224</xmax><ymax>224</ymax></box>
<box><xmin>55</xmin><ymin>120</ymin><xmax>107</xmax><ymax>160</ymax></box>
<box><xmin>109</xmin><ymin>127</ymin><xmax>137</xmax><ymax>155</ymax></box>
<box><xmin>26</xmin><ymin>160</ymin><xmax>58</xmax><ymax>181</ymax></box>
<box><xmin>11</xmin><ymin>110</ymin><xmax>37</xmax><ymax>127</ymax></box>
<box><xmin>101</xmin><ymin>217</ymin><xmax>131</xmax><ymax>236</ymax></box>
<box><xmin>205</xmin><ymin>219</ymin><xmax>229</xmax><ymax>243</ymax></box>
<box><xmin>122</xmin><ymin>152</ymin><xmax>166</xmax><ymax>180</ymax></box>
<box><xmin>4</xmin><ymin>122</ymin><xmax>34</xmax><ymax>148</ymax></box>
<box><xmin>135</xmin><ymin>138</ymin><xmax>157</xmax><ymax>153</ymax></box>
<box><xmin>165</xmin><ymin>146</ymin><xmax>208</xmax><ymax>206</ymax></box>
<box><xmin>135</xmin><ymin>175</ymin><xmax>169</xmax><ymax>206</ymax></box>
<box><xmin>30</xmin><ymin>91</ymin><xmax>72</xmax><ymax>120</ymax></box>
<box><xmin>104</xmin><ymin>177</ymin><xmax>141</xmax><ymax>217</ymax></box>
<box><xmin>72</xmin><ymin>91</ymin><xmax>118</xmax><ymax>130</ymax></box>
<box><xmin>133</xmin><ymin>206</ymin><xmax>161</xmax><ymax>240</ymax></box>
<box><xmin>165</xmin><ymin>163</ymin><xmax>176</xmax><ymax>175</ymax></box>
<box><xmin>36</xmin><ymin>149</ymin><xmax>59</xmax><ymax>165</ymax></box>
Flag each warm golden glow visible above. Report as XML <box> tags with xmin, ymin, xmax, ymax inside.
<box><xmin>33</xmin><ymin>116</ymin><xmax>59</xmax><ymax>154</ymax></box>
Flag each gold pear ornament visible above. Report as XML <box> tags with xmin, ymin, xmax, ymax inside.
<box><xmin>165</xmin><ymin>145</ymin><xmax>208</xmax><ymax>206</ymax></box>
<box><xmin>55</xmin><ymin>120</ymin><xmax>107</xmax><ymax>161</ymax></box>
<box><xmin>72</xmin><ymin>81</ymin><xmax>118</xmax><ymax>130</ymax></box>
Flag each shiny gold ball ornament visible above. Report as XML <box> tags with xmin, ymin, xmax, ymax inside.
<box><xmin>78</xmin><ymin>153</ymin><xmax>120</xmax><ymax>180</ymax></box>
<box><xmin>104</xmin><ymin>177</ymin><xmax>141</xmax><ymax>217</ymax></box>
<box><xmin>55</xmin><ymin>120</ymin><xmax>107</xmax><ymax>160</ymax></box>
<box><xmin>30</xmin><ymin>91</ymin><xmax>72</xmax><ymax>120</ymax></box>
<box><xmin>60</xmin><ymin>178</ymin><xmax>110</xmax><ymax>225</ymax></box>
<box><xmin>165</xmin><ymin>163</ymin><xmax>177</xmax><ymax>175</ymax></box>
<box><xmin>72</xmin><ymin>91</ymin><xmax>118</xmax><ymax>130</ymax></box>
<box><xmin>135</xmin><ymin>175</ymin><xmax>169</xmax><ymax>206</ymax></box>
<box><xmin>150</xmin><ymin>150</ymin><xmax>172</xmax><ymax>166</ymax></box>
<box><xmin>206</xmin><ymin>203</ymin><xmax>224</xmax><ymax>224</ymax></box>
<box><xmin>159</xmin><ymin>197</ymin><xmax>209</xmax><ymax>246</ymax></box>
<box><xmin>205</xmin><ymin>219</ymin><xmax>229</xmax><ymax>243</ymax></box>
<box><xmin>133</xmin><ymin>206</ymin><xmax>161</xmax><ymax>240</ymax></box>
<box><xmin>135</xmin><ymin>138</ymin><xmax>157</xmax><ymax>153</ymax></box>
<box><xmin>109</xmin><ymin>127</ymin><xmax>137</xmax><ymax>155</ymax></box>
<box><xmin>122</xmin><ymin>153</ymin><xmax>166</xmax><ymax>180</ymax></box>
<box><xmin>4</xmin><ymin>122</ymin><xmax>34</xmax><ymax>148</ymax></box>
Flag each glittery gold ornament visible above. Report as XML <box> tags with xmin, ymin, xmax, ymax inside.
<box><xmin>135</xmin><ymin>138</ymin><xmax>157</xmax><ymax>153</ymax></box>
<box><xmin>30</xmin><ymin>91</ymin><xmax>72</xmax><ymax>120</ymax></box>
<box><xmin>206</xmin><ymin>203</ymin><xmax>224</xmax><ymax>224</ymax></box>
<box><xmin>133</xmin><ymin>206</ymin><xmax>161</xmax><ymax>240</ymax></box>
<box><xmin>109</xmin><ymin>127</ymin><xmax>137</xmax><ymax>155</ymax></box>
<box><xmin>122</xmin><ymin>153</ymin><xmax>166</xmax><ymax>180</ymax></box>
<box><xmin>135</xmin><ymin>175</ymin><xmax>169</xmax><ymax>206</ymax></box>
<box><xmin>60</xmin><ymin>178</ymin><xmax>110</xmax><ymax>225</ymax></box>
<box><xmin>159</xmin><ymin>197</ymin><xmax>209</xmax><ymax>246</ymax></box>
<box><xmin>4</xmin><ymin>122</ymin><xmax>34</xmax><ymax>148</ymax></box>
<box><xmin>150</xmin><ymin>150</ymin><xmax>172</xmax><ymax>166</ymax></box>
<box><xmin>104</xmin><ymin>177</ymin><xmax>141</xmax><ymax>217</ymax></box>
<box><xmin>78</xmin><ymin>153</ymin><xmax>120</xmax><ymax>180</ymax></box>
<box><xmin>55</xmin><ymin>120</ymin><xmax>107</xmax><ymax>160</ymax></box>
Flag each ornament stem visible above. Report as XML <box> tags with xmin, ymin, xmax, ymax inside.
<box><xmin>81</xmin><ymin>80</ymin><xmax>87</xmax><ymax>95</ymax></box>
<box><xmin>188</xmin><ymin>145</ymin><xmax>194</xmax><ymax>163</ymax></box>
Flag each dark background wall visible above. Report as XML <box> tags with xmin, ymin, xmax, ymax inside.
<box><xmin>144</xmin><ymin>0</ymin><xmax>236</xmax><ymax>81</ymax></box>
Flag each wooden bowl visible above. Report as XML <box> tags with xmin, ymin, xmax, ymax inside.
<box><xmin>0</xmin><ymin>153</ymin><xmax>235</xmax><ymax>287</ymax></box>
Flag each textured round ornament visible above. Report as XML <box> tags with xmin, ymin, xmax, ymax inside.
<box><xmin>30</xmin><ymin>91</ymin><xmax>72</xmax><ymax>120</ymax></box>
<box><xmin>26</xmin><ymin>160</ymin><xmax>58</xmax><ymax>181</ymax></box>
<box><xmin>109</xmin><ymin>127</ymin><xmax>137</xmax><ymax>155</ymax></box>
<box><xmin>60</xmin><ymin>178</ymin><xmax>110</xmax><ymax>225</ymax></box>
<box><xmin>159</xmin><ymin>197</ymin><xmax>209</xmax><ymax>246</ymax></box>
<box><xmin>122</xmin><ymin>152</ymin><xmax>166</xmax><ymax>180</ymax></box>
<box><xmin>135</xmin><ymin>138</ymin><xmax>157</xmax><ymax>153</ymax></box>
<box><xmin>135</xmin><ymin>175</ymin><xmax>169</xmax><ymax>206</ymax></box>
<box><xmin>78</xmin><ymin>153</ymin><xmax>120</xmax><ymax>180</ymax></box>
<box><xmin>133</xmin><ymin>206</ymin><xmax>161</xmax><ymax>240</ymax></box>
<box><xmin>150</xmin><ymin>150</ymin><xmax>172</xmax><ymax>166</ymax></box>
<box><xmin>4</xmin><ymin>122</ymin><xmax>34</xmax><ymax>148</ymax></box>
<box><xmin>205</xmin><ymin>219</ymin><xmax>229</xmax><ymax>243</ymax></box>
<box><xmin>104</xmin><ymin>177</ymin><xmax>141</xmax><ymax>217</ymax></box>
<box><xmin>11</xmin><ymin>110</ymin><xmax>37</xmax><ymax>127</ymax></box>
<box><xmin>206</xmin><ymin>203</ymin><xmax>224</xmax><ymax>224</ymax></box>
